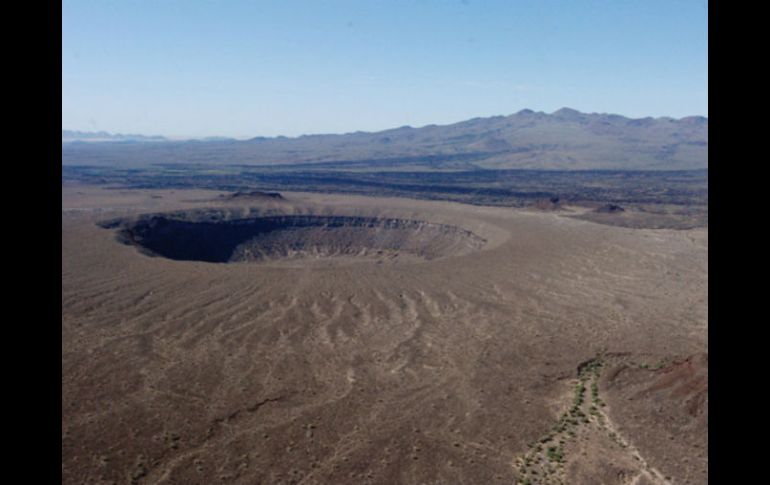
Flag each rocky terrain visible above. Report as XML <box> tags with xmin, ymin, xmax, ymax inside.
<box><xmin>62</xmin><ymin>187</ymin><xmax>707</xmax><ymax>484</ymax></box>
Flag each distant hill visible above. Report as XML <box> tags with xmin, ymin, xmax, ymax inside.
<box><xmin>61</xmin><ymin>108</ymin><xmax>707</xmax><ymax>170</ymax></box>
<box><xmin>62</xmin><ymin>130</ymin><xmax>168</xmax><ymax>143</ymax></box>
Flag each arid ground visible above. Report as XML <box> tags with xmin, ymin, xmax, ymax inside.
<box><xmin>62</xmin><ymin>186</ymin><xmax>707</xmax><ymax>484</ymax></box>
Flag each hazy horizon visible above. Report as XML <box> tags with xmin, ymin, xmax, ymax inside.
<box><xmin>63</xmin><ymin>0</ymin><xmax>707</xmax><ymax>139</ymax></box>
<box><xmin>63</xmin><ymin>106</ymin><xmax>708</xmax><ymax>142</ymax></box>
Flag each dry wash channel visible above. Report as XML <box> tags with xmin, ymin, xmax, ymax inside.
<box><xmin>100</xmin><ymin>209</ymin><xmax>488</xmax><ymax>263</ymax></box>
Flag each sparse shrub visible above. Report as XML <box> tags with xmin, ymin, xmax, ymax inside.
<box><xmin>547</xmin><ymin>446</ymin><xmax>563</xmax><ymax>463</ymax></box>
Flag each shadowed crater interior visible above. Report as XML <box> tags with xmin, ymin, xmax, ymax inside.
<box><xmin>101</xmin><ymin>211</ymin><xmax>487</xmax><ymax>263</ymax></box>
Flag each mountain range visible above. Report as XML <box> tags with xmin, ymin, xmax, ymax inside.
<box><xmin>62</xmin><ymin>108</ymin><xmax>707</xmax><ymax>170</ymax></box>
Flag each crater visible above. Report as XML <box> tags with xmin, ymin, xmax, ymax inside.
<box><xmin>102</xmin><ymin>211</ymin><xmax>487</xmax><ymax>264</ymax></box>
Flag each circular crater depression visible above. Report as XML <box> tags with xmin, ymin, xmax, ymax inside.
<box><xmin>105</xmin><ymin>213</ymin><xmax>487</xmax><ymax>263</ymax></box>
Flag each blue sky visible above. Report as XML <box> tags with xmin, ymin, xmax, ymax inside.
<box><xmin>62</xmin><ymin>0</ymin><xmax>708</xmax><ymax>138</ymax></box>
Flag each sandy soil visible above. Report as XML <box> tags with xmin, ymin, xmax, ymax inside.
<box><xmin>62</xmin><ymin>186</ymin><xmax>707</xmax><ymax>484</ymax></box>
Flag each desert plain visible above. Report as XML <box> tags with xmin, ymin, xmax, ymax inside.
<box><xmin>62</xmin><ymin>185</ymin><xmax>707</xmax><ymax>485</ymax></box>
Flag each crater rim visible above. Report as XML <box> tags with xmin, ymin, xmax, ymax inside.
<box><xmin>100</xmin><ymin>211</ymin><xmax>489</xmax><ymax>265</ymax></box>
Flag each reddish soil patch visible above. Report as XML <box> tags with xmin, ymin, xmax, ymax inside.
<box><xmin>601</xmin><ymin>354</ymin><xmax>708</xmax><ymax>484</ymax></box>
